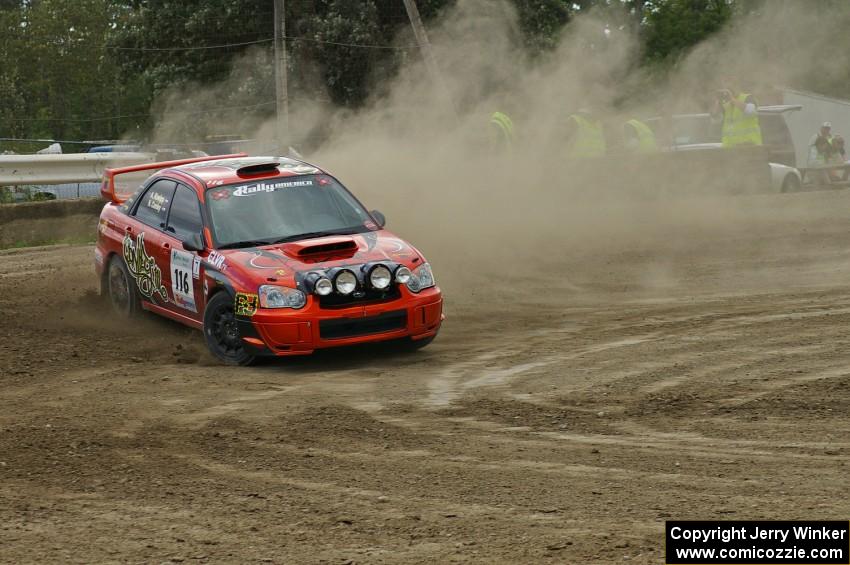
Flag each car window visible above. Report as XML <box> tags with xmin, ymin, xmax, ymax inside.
<box><xmin>167</xmin><ymin>184</ymin><xmax>203</xmax><ymax>240</ymax></box>
<box><xmin>132</xmin><ymin>180</ymin><xmax>176</xmax><ymax>229</ymax></box>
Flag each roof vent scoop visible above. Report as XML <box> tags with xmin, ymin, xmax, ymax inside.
<box><xmin>236</xmin><ymin>162</ymin><xmax>280</xmax><ymax>176</ymax></box>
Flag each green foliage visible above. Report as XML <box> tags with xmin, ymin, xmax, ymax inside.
<box><xmin>642</xmin><ymin>0</ymin><xmax>733</xmax><ymax>62</ymax></box>
<box><xmin>300</xmin><ymin>0</ymin><xmax>404</xmax><ymax>107</ymax></box>
<box><xmin>0</xmin><ymin>0</ymin><xmax>148</xmax><ymax>149</ymax></box>
<box><xmin>3</xmin><ymin>0</ymin><xmax>805</xmax><ymax>149</ymax></box>
<box><xmin>511</xmin><ymin>0</ymin><xmax>573</xmax><ymax>53</ymax></box>
<box><xmin>112</xmin><ymin>0</ymin><xmax>271</xmax><ymax>93</ymax></box>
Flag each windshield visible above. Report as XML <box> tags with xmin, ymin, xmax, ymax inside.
<box><xmin>672</xmin><ymin>116</ymin><xmax>719</xmax><ymax>145</ymax></box>
<box><xmin>206</xmin><ymin>174</ymin><xmax>374</xmax><ymax>248</ymax></box>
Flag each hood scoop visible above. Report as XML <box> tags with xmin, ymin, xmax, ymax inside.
<box><xmin>281</xmin><ymin>236</ymin><xmax>358</xmax><ymax>261</ymax></box>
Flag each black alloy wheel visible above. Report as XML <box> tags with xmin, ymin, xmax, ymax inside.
<box><xmin>203</xmin><ymin>292</ymin><xmax>257</xmax><ymax>366</ymax></box>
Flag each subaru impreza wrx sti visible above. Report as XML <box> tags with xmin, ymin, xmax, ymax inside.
<box><xmin>95</xmin><ymin>154</ymin><xmax>443</xmax><ymax>365</ymax></box>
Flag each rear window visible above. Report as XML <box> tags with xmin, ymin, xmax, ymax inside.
<box><xmin>133</xmin><ymin>180</ymin><xmax>176</xmax><ymax>228</ymax></box>
<box><xmin>758</xmin><ymin>114</ymin><xmax>791</xmax><ymax>147</ymax></box>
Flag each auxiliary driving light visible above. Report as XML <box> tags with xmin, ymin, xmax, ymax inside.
<box><xmin>369</xmin><ymin>264</ymin><xmax>392</xmax><ymax>290</ymax></box>
<box><xmin>314</xmin><ymin>277</ymin><xmax>333</xmax><ymax>296</ymax></box>
<box><xmin>334</xmin><ymin>270</ymin><xmax>357</xmax><ymax>295</ymax></box>
<box><xmin>395</xmin><ymin>266</ymin><xmax>412</xmax><ymax>285</ymax></box>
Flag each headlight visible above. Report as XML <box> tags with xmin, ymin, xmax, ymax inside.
<box><xmin>334</xmin><ymin>269</ymin><xmax>357</xmax><ymax>295</ymax></box>
<box><xmin>369</xmin><ymin>264</ymin><xmax>392</xmax><ymax>290</ymax></box>
<box><xmin>258</xmin><ymin>285</ymin><xmax>306</xmax><ymax>309</ymax></box>
<box><xmin>394</xmin><ymin>266</ymin><xmax>411</xmax><ymax>284</ymax></box>
<box><xmin>405</xmin><ymin>263</ymin><xmax>435</xmax><ymax>293</ymax></box>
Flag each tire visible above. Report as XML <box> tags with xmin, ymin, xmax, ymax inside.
<box><xmin>107</xmin><ymin>255</ymin><xmax>141</xmax><ymax>318</ymax></box>
<box><xmin>781</xmin><ymin>174</ymin><xmax>801</xmax><ymax>193</ymax></box>
<box><xmin>203</xmin><ymin>292</ymin><xmax>257</xmax><ymax>366</ymax></box>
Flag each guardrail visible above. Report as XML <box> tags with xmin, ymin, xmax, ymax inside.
<box><xmin>0</xmin><ymin>152</ymin><xmax>155</xmax><ymax>186</ymax></box>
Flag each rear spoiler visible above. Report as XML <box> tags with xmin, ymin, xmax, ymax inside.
<box><xmin>100</xmin><ymin>153</ymin><xmax>248</xmax><ymax>204</ymax></box>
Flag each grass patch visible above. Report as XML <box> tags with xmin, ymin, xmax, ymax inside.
<box><xmin>1</xmin><ymin>235</ymin><xmax>96</xmax><ymax>250</ymax></box>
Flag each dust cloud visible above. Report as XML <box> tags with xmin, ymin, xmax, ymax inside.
<box><xmin>147</xmin><ymin>1</ymin><xmax>850</xmax><ymax>302</ymax></box>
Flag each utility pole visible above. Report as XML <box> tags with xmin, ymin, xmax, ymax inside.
<box><xmin>273</xmin><ymin>0</ymin><xmax>290</xmax><ymax>153</ymax></box>
<box><xmin>402</xmin><ymin>0</ymin><xmax>456</xmax><ymax>116</ymax></box>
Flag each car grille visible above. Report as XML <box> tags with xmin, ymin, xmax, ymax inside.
<box><xmin>319</xmin><ymin>310</ymin><xmax>407</xmax><ymax>340</ymax></box>
<box><xmin>318</xmin><ymin>286</ymin><xmax>401</xmax><ymax>309</ymax></box>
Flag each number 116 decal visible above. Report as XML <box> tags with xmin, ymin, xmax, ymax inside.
<box><xmin>170</xmin><ymin>249</ymin><xmax>198</xmax><ymax>313</ymax></box>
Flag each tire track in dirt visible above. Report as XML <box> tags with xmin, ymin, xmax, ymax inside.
<box><xmin>7</xmin><ymin>189</ymin><xmax>850</xmax><ymax>563</ymax></box>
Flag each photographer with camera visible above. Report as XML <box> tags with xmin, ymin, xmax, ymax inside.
<box><xmin>808</xmin><ymin>122</ymin><xmax>835</xmax><ymax>166</ymax></box>
<box><xmin>712</xmin><ymin>77</ymin><xmax>763</xmax><ymax>148</ymax></box>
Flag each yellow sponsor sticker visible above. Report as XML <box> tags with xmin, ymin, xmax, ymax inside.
<box><xmin>234</xmin><ymin>292</ymin><xmax>259</xmax><ymax>316</ymax></box>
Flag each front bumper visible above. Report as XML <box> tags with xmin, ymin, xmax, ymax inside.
<box><xmin>239</xmin><ymin>286</ymin><xmax>443</xmax><ymax>356</ymax></box>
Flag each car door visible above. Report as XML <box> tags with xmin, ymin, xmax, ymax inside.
<box><xmin>124</xmin><ymin>179</ymin><xmax>176</xmax><ymax>307</ymax></box>
<box><xmin>161</xmin><ymin>182</ymin><xmax>205</xmax><ymax>321</ymax></box>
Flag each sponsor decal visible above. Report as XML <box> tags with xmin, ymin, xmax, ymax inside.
<box><xmin>379</xmin><ymin>239</ymin><xmax>413</xmax><ymax>259</ymax></box>
<box><xmin>249</xmin><ymin>251</ymin><xmax>288</xmax><ymax>270</ymax></box>
<box><xmin>280</xmin><ymin>163</ymin><xmax>321</xmax><ymax>175</ymax></box>
<box><xmin>233</xmin><ymin>180</ymin><xmax>313</xmax><ymax>196</ymax></box>
<box><xmin>94</xmin><ymin>247</ymin><xmax>104</xmax><ymax>267</ymax></box>
<box><xmin>317</xmin><ymin>176</ymin><xmax>331</xmax><ymax>186</ymax></box>
<box><xmin>207</xmin><ymin>251</ymin><xmax>226</xmax><ymax>271</ymax></box>
<box><xmin>275</xmin><ymin>269</ymin><xmax>287</xmax><ymax>276</ymax></box>
<box><xmin>98</xmin><ymin>218</ymin><xmax>108</xmax><ymax>234</ymax></box>
<box><xmin>210</xmin><ymin>188</ymin><xmax>231</xmax><ymax>200</ymax></box>
<box><xmin>146</xmin><ymin>191</ymin><xmax>168</xmax><ymax>213</ymax></box>
<box><xmin>192</xmin><ymin>256</ymin><xmax>201</xmax><ymax>279</ymax></box>
<box><xmin>123</xmin><ymin>233</ymin><xmax>168</xmax><ymax>303</ymax></box>
<box><xmin>170</xmin><ymin>249</ymin><xmax>197</xmax><ymax>313</ymax></box>
<box><xmin>362</xmin><ymin>231</ymin><xmax>378</xmax><ymax>250</ymax></box>
<box><xmin>234</xmin><ymin>292</ymin><xmax>259</xmax><ymax>316</ymax></box>
<box><xmin>206</xmin><ymin>179</ymin><xmax>224</xmax><ymax>187</ymax></box>
<box><xmin>381</xmin><ymin>240</ymin><xmax>405</xmax><ymax>253</ymax></box>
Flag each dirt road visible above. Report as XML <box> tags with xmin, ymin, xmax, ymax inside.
<box><xmin>3</xmin><ymin>190</ymin><xmax>850</xmax><ymax>564</ymax></box>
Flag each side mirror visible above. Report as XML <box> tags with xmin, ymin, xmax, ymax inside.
<box><xmin>370</xmin><ymin>209</ymin><xmax>386</xmax><ymax>228</ymax></box>
<box><xmin>182</xmin><ymin>233</ymin><xmax>205</xmax><ymax>252</ymax></box>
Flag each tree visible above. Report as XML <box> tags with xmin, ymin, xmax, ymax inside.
<box><xmin>0</xmin><ymin>0</ymin><xmax>145</xmax><ymax>150</ymax></box>
<box><xmin>641</xmin><ymin>0</ymin><xmax>733</xmax><ymax>62</ymax></box>
<box><xmin>511</xmin><ymin>0</ymin><xmax>573</xmax><ymax>52</ymax></box>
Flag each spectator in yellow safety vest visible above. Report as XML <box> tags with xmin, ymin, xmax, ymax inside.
<box><xmin>831</xmin><ymin>134</ymin><xmax>846</xmax><ymax>163</ymax></box>
<box><xmin>566</xmin><ymin>109</ymin><xmax>606</xmax><ymax>158</ymax></box>
<box><xmin>827</xmin><ymin>133</ymin><xmax>847</xmax><ymax>182</ymax></box>
<box><xmin>623</xmin><ymin>119</ymin><xmax>658</xmax><ymax>153</ymax></box>
<box><xmin>712</xmin><ymin>78</ymin><xmax>762</xmax><ymax>147</ymax></box>
<box><xmin>489</xmin><ymin>111</ymin><xmax>515</xmax><ymax>152</ymax></box>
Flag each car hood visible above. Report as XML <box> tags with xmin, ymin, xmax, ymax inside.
<box><xmin>212</xmin><ymin>230</ymin><xmax>423</xmax><ymax>287</ymax></box>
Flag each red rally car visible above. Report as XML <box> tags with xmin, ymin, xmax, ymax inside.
<box><xmin>95</xmin><ymin>154</ymin><xmax>443</xmax><ymax>365</ymax></box>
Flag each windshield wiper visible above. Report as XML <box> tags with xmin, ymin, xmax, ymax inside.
<box><xmin>271</xmin><ymin>229</ymin><xmax>357</xmax><ymax>245</ymax></box>
<box><xmin>217</xmin><ymin>239</ymin><xmax>273</xmax><ymax>250</ymax></box>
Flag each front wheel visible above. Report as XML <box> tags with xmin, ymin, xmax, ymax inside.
<box><xmin>203</xmin><ymin>292</ymin><xmax>257</xmax><ymax>366</ymax></box>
